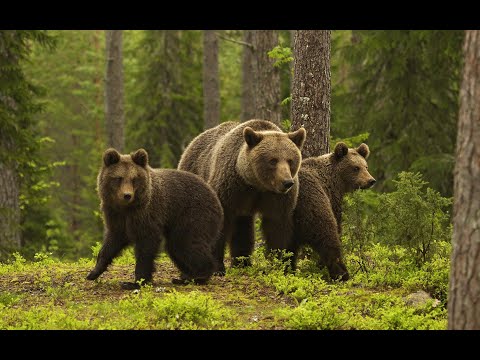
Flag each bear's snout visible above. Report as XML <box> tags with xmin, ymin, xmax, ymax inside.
<box><xmin>282</xmin><ymin>179</ymin><xmax>295</xmax><ymax>190</ymax></box>
<box><xmin>118</xmin><ymin>181</ymin><xmax>135</xmax><ymax>204</ymax></box>
<box><xmin>360</xmin><ymin>177</ymin><xmax>376</xmax><ymax>189</ymax></box>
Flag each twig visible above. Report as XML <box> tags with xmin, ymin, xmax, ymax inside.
<box><xmin>214</xmin><ymin>32</ymin><xmax>254</xmax><ymax>49</ymax></box>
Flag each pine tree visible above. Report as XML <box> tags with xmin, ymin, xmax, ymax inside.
<box><xmin>448</xmin><ymin>30</ymin><xmax>480</xmax><ymax>330</ymax></box>
<box><xmin>105</xmin><ymin>30</ymin><xmax>125</xmax><ymax>152</ymax></box>
<box><xmin>127</xmin><ymin>30</ymin><xmax>203</xmax><ymax>168</ymax></box>
<box><xmin>251</xmin><ymin>30</ymin><xmax>281</xmax><ymax>124</ymax></box>
<box><xmin>0</xmin><ymin>30</ymin><xmax>54</xmax><ymax>252</ymax></box>
<box><xmin>203</xmin><ymin>30</ymin><xmax>220</xmax><ymax>129</ymax></box>
<box><xmin>333</xmin><ymin>30</ymin><xmax>463</xmax><ymax>195</ymax></box>
<box><xmin>291</xmin><ymin>30</ymin><xmax>331</xmax><ymax>157</ymax></box>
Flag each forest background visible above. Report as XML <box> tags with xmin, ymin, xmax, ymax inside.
<box><xmin>0</xmin><ymin>30</ymin><xmax>476</xmax><ymax>330</ymax></box>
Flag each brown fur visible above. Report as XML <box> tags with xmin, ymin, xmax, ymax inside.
<box><xmin>178</xmin><ymin>119</ymin><xmax>306</xmax><ymax>273</ymax></box>
<box><xmin>291</xmin><ymin>142</ymin><xmax>375</xmax><ymax>281</ymax></box>
<box><xmin>86</xmin><ymin>148</ymin><xmax>224</xmax><ymax>289</ymax></box>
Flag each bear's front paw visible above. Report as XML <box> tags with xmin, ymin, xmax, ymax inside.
<box><xmin>232</xmin><ymin>256</ymin><xmax>252</xmax><ymax>268</ymax></box>
<box><xmin>120</xmin><ymin>281</ymin><xmax>141</xmax><ymax>290</ymax></box>
<box><xmin>332</xmin><ymin>271</ymin><xmax>350</xmax><ymax>282</ymax></box>
<box><xmin>172</xmin><ymin>278</ymin><xmax>189</xmax><ymax>285</ymax></box>
<box><xmin>328</xmin><ymin>261</ymin><xmax>350</xmax><ymax>282</ymax></box>
<box><xmin>213</xmin><ymin>262</ymin><xmax>226</xmax><ymax>276</ymax></box>
<box><xmin>86</xmin><ymin>270</ymin><xmax>100</xmax><ymax>281</ymax></box>
<box><xmin>172</xmin><ymin>277</ymin><xmax>209</xmax><ymax>285</ymax></box>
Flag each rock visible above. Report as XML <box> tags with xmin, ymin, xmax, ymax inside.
<box><xmin>405</xmin><ymin>290</ymin><xmax>438</xmax><ymax>307</ymax></box>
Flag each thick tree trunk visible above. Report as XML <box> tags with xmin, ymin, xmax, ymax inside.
<box><xmin>251</xmin><ymin>30</ymin><xmax>281</xmax><ymax>125</ymax></box>
<box><xmin>448</xmin><ymin>30</ymin><xmax>480</xmax><ymax>330</ymax></box>
<box><xmin>203</xmin><ymin>30</ymin><xmax>220</xmax><ymax>129</ymax></box>
<box><xmin>291</xmin><ymin>30</ymin><xmax>331</xmax><ymax>158</ymax></box>
<box><xmin>0</xmin><ymin>33</ymin><xmax>21</xmax><ymax>249</ymax></box>
<box><xmin>105</xmin><ymin>30</ymin><xmax>125</xmax><ymax>152</ymax></box>
<box><xmin>0</xmin><ymin>160</ymin><xmax>21</xmax><ymax>249</ymax></box>
<box><xmin>241</xmin><ymin>30</ymin><xmax>255</xmax><ymax>122</ymax></box>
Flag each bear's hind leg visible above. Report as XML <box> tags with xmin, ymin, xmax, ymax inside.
<box><xmin>212</xmin><ymin>215</ymin><xmax>234</xmax><ymax>276</ymax></box>
<box><xmin>230</xmin><ymin>216</ymin><xmax>255</xmax><ymax>268</ymax></box>
<box><xmin>262</xmin><ymin>216</ymin><xmax>295</xmax><ymax>269</ymax></box>
<box><xmin>120</xmin><ymin>237</ymin><xmax>161</xmax><ymax>290</ymax></box>
<box><xmin>166</xmin><ymin>225</ymin><xmax>216</xmax><ymax>285</ymax></box>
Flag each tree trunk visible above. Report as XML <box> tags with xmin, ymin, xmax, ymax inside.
<box><xmin>291</xmin><ymin>30</ymin><xmax>331</xmax><ymax>158</ymax></box>
<box><xmin>93</xmin><ymin>30</ymin><xmax>104</xmax><ymax>148</ymax></box>
<box><xmin>105</xmin><ymin>30</ymin><xmax>125</xmax><ymax>152</ymax></box>
<box><xmin>0</xmin><ymin>32</ymin><xmax>21</xmax><ymax>249</ymax></box>
<box><xmin>448</xmin><ymin>30</ymin><xmax>480</xmax><ymax>330</ymax></box>
<box><xmin>251</xmin><ymin>30</ymin><xmax>281</xmax><ymax>125</ymax></box>
<box><xmin>241</xmin><ymin>30</ymin><xmax>255</xmax><ymax>122</ymax></box>
<box><xmin>0</xmin><ymin>159</ymin><xmax>21</xmax><ymax>249</ymax></box>
<box><xmin>203</xmin><ymin>30</ymin><xmax>220</xmax><ymax>129</ymax></box>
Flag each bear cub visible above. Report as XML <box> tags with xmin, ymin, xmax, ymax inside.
<box><xmin>291</xmin><ymin>142</ymin><xmax>375</xmax><ymax>281</ymax></box>
<box><xmin>86</xmin><ymin>148</ymin><xmax>224</xmax><ymax>289</ymax></box>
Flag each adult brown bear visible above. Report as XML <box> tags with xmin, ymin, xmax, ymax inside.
<box><xmin>178</xmin><ymin>120</ymin><xmax>306</xmax><ymax>274</ymax></box>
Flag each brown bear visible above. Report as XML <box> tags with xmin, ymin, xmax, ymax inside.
<box><xmin>86</xmin><ymin>148</ymin><xmax>224</xmax><ymax>289</ymax></box>
<box><xmin>178</xmin><ymin>119</ymin><xmax>306</xmax><ymax>274</ymax></box>
<box><xmin>290</xmin><ymin>142</ymin><xmax>375</xmax><ymax>281</ymax></box>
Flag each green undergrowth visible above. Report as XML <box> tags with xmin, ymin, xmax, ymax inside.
<box><xmin>1</xmin><ymin>287</ymin><xmax>234</xmax><ymax>330</ymax></box>
<box><xmin>227</xmin><ymin>244</ymin><xmax>448</xmax><ymax>330</ymax></box>
<box><xmin>0</xmin><ymin>244</ymin><xmax>448</xmax><ymax>329</ymax></box>
<box><xmin>1</xmin><ymin>171</ymin><xmax>451</xmax><ymax>332</ymax></box>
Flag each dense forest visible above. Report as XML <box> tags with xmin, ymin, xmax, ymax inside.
<box><xmin>0</xmin><ymin>30</ymin><xmax>478</xmax><ymax>330</ymax></box>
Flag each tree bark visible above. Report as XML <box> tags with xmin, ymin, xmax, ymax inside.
<box><xmin>241</xmin><ymin>30</ymin><xmax>255</xmax><ymax>122</ymax></box>
<box><xmin>251</xmin><ymin>30</ymin><xmax>281</xmax><ymax>125</ymax></box>
<box><xmin>203</xmin><ymin>30</ymin><xmax>220</xmax><ymax>129</ymax></box>
<box><xmin>0</xmin><ymin>158</ymin><xmax>21</xmax><ymax>249</ymax></box>
<box><xmin>291</xmin><ymin>30</ymin><xmax>331</xmax><ymax>158</ymax></box>
<box><xmin>448</xmin><ymin>30</ymin><xmax>480</xmax><ymax>330</ymax></box>
<box><xmin>0</xmin><ymin>31</ymin><xmax>21</xmax><ymax>249</ymax></box>
<box><xmin>105</xmin><ymin>30</ymin><xmax>125</xmax><ymax>152</ymax></box>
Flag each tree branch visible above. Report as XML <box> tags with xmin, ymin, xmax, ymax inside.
<box><xmin>215</xmin><ymin>32</ymin><xmax>253</xmax><ymax>49</ymax></box>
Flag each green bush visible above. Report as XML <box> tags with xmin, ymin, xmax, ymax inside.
<box><xmin>343</xmin><ymin>171</ymin><xmax>452</xmax><ymax>265</ymax></box>
<box><xmin>277</xmin><ymin>298</ymin><xmax>350</xmax><ymax>330</ymax></box>
<box><xmin>0</xmin><ymin>286</ymin><xmax>236</xmax><ymax>330</ymax></box>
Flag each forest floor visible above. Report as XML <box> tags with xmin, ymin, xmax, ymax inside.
<box><xmin>0</xmin><ymin>247</ymin><xmax>448</xmax><ymax>330</ymax></box>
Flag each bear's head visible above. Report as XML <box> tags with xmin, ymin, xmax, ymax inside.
<box><xmin>98</xmin><ymin>148</ymin><xmax>151</xmax><ymax>209</ymax></box>
<box><xmin>239</xmin><ymin>127</ymin><xmax>306</xmax><ymax>194</ymax></box>
<box><xmin>332</xmin><ymin>142</ymin><xmax>376</xmax><ymax>192</ymax></box>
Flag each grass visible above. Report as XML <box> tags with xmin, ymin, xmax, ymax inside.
<box><xmin>0</xmin><ymin>244</ymin><xmax>448</xmax><ymax>330</ymax></box>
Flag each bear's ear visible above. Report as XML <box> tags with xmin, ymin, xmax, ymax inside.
<box><xmin>103</xmin><ymin>148</ymin><xmax>121</xmax><ymax>167</ymax></box>
<box><xmin>131</xmin><ymin>148</ymin><xmax>149</xmax><ymax>167</ymax></box>
<box><xmin>243</xmin><ymin>127</ymin><xmax>263</xmax><ymax>148</ymax></box>
<box><xmin>334</xmin><ymin>142</ymin><xmax>349</xmax><ymax>159</ymax></box>
<box><xmin>357</xmin><ymin>143</ymin><xmax>370</xmax><ymax>159</ymax></box>
<box><xmin>288</xmin><ymin>127</ymin><xmax>307</xmax><ymax>150</ymax></box>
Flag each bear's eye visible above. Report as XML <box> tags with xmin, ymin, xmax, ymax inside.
<box><xmin>269</xmin><ymin>158</ymin><xmax>278</xmax><ymax>166</ymax></box>
<box><xmin>354</xmin><ymin>166</ymin><xmax>360</xmax><ymax>172</ymax></box>
<box><xmin>115</xmin><ymin>176</ymin><xmax>123</xmax><ymax>182</ymax></box>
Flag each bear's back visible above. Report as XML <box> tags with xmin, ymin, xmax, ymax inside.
<box><xmin>178</xmin><ymin>119</ymin><xmax>282</xmax><ymax>182</ymax></box>
<box><xmin>148</xmin><ymin>168</ymin><xmax>223</xmax><ymax>225</ymax></box>
<box><xmin>300</xmin><ymin>155</ymin><xmax>332</xmax><ymax>193</ymax></box>
<box><xmin>178</xmin><ymin>121</ymin><xmax>237</xmax><ymax>178</ymax></box>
